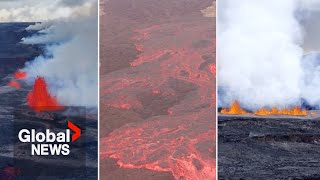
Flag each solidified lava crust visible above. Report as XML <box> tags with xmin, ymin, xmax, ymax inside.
<box><xmin>218</xmin><ymin>116</ymin><xmax>320</xmax><ymax>179</ymax></box>
<box><xmin>101</xmin><ymin>113</ymin><xmax>216</xmax><ymax>180</ymax></box>
<box><xmin>100</xmin><ymin>0</ymin><xmax>216</xmax><ymax>179</ymax></box>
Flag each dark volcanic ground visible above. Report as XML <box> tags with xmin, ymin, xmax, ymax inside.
<box><xmin>218</xmin><ymin>115</ymin><xmax>320</xmax><ymax>180</ymax></box>
<box><xmin>0</xmin><ymin>23</ymin><xmax>97</xmax><ymax>179</ymax></box>
<box><xmin>100</xmin><ymin>0</ymin><xmax>216</xmax><ymax>179</ymax></box>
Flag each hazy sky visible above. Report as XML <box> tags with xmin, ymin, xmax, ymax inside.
<box><xmin>0</xmin><ymin>0</ymin><xmax>96</xmax><ymax>22</ymax></box>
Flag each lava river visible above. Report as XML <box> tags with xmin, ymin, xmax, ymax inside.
<box><xmin>100</xmin><ymin>14</ymin><xmax>216</xmax><ymax>180</ymax></box>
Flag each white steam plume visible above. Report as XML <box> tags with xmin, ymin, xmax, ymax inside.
<box><xmin>218</xmin><ymin>0</ymin><xmax>320</xmax><ymax>109</ymax></box>
<box><xmin>23</xmin><ymin>17</ymin><xmax>98</xmax><ymax>107</ymax></box>
<box><xmin>14</xmin><ymin>0</ymin><xmax>98</xmax><ymax>107</ymax></box>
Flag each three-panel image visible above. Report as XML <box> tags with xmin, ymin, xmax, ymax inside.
<box><xmin>0</xmin><ymin>0</ymin><xmax>318</xmax><ymax>179</ymax></box>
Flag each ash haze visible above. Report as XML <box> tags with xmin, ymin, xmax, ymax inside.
<box><xmin>0</xmin><ymin>0</ymin><xmax>98</xmax><ymax>107</ymax></box>
<box><xmin>218</xmin><ymin>0</ymin><xmax>320</xmax><ymax>110</ymax></box>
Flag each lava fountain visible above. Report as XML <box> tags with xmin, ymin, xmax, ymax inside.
<box><xmin>14</xmin><ymin>70</ymin><xmax>27</xmax><ymax>79</ymax></box>
<box><xmin>27</xmin><ymin>77</ymin><xmax>63</xmax><ymax>112</ymax></box>
<box><xmin>254</xmin><ymin>106</ymin><xmax>307</xmax><ymax>116</ymax></box>
<box><xmin>221</xmin><ymin>100</ymin><xmax>307</xmax><ymax>116</ymax></box>
<box><xmin>8</xmin><ymin>81</ymin><xmax>21</xmax><ymax>89</ymax></box>
<box><xmin>221</xmin><ymin>100</ymin><xmax>248</xmax><ymax>115</ymax></box>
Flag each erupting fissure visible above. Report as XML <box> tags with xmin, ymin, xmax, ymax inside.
<box><xmin>27</xmin><ymin>77</ymin><xmax>63</xmax><ymax>112</ymax></box>
<box><xmin>14</xmin><ymin>70</ymin><xmax>27</xmax><ymax>79</ymax></box>
<box><xmin>221</xmin><ymin>100</ymin><xmax>307</xmax><ymax>116</ymax></box>
<box><xmin>254</xmin><ymin>106</ymin><xmax>307</xmax><ymax>116</ymax></box>
<box><xmin>8</xmin><ymin>81</ymin><xmax>21</xmax><ymax>89</ymax></box>
<box><xmin>221</xmin><ymin>100</ymin><xmax>248</xmax><ymax>115</ymax></box>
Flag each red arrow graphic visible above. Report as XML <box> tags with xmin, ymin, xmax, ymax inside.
<box><xmin>68</xmin><ymin>121</ymin><xmax>81</xmax><ymax>142</ymax></box>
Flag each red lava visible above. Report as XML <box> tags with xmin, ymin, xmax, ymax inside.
<box><xmin>8</xmin><ymin>81</ymin><xmax>21</xmax><ymax>89</ymax></box>
<box><xmin>208</xmin><ymin>64</ymin><xmax>216</xmax><ymax>77</ymax></box>
<box><xmin>152</xmin><ymin>90</ymin><xmax>160</xmax><ymax>94</ymax></box>
<box><xmin>27</xmin><ymin>76</ymin><xmax>63</xmax><ymax>112</ymax></box>
<box><xmin>101</xmin><ymin>17</ymin><xmax>216</xmax><ymax>180</ymax></box>
<box><xmin>101</xmin><ymin>113</ymin><xmax>216</xmax><ymax>180</ymax></box>
<box><xmin>1</xmin><ymin>165</ymin><xmax>21</xmax><ymax>180</ymax></box>
<box><xmin>14</xmin><ymin>70</ymin><xmax>27</xmax><ymax>79</ymax></box>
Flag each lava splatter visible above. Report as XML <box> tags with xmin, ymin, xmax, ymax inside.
<box><xmin>14</xmin><ymin>70</ymin><xmax>27</xmax><ymax>79</ymax></box>
<box><xmin>7</xmin><ymin>81</ymin><xmax>21</xmax><ymax>89</ymax></box>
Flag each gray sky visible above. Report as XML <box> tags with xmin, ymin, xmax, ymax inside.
<box><xmin>0</xmin><ymin>0</ymin><xmax>96</xmax><ymax>22</ymax></box>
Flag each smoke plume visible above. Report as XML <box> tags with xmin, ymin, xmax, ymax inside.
<box><xmin>218</xmin><ymin>0</ymin><xmax>320</xmax><ymax>109</ymax></box>
<box><xmin>0</xmin><ymin>0</ymin><xmax>98</xmax><ymax>107</ymax></box>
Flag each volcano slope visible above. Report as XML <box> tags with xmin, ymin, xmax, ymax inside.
<box><xmin>0</xmin><ymin>23</ymin><xmax>97</xmax><ymax>179</ymax></box>
<box><xmin>218</xmin><ymin>113</ymin><xmax>320</xmax><ymax>179</ymax></box>
<box><xmin>100</xmin><ymin>0</ymin><xmax>216</xmax><ymax>179</ymax></box>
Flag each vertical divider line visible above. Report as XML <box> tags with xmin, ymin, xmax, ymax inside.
<box><xmin>97</xmin><ymin>0</ymin><xmax>100</xmax><ymax>179</ymax></box>
<box><xmin>215</xmin><ymin>0</ymin><xmax>219</xmax><ymax>179</ymax></box>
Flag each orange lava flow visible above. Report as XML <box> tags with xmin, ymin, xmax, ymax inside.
<box><xmin>221</xmin><ymin>100</ymin><xmax>307</xmax><ymax>116</ymax></box>
<box><xmin>27</xmin><ymin>77</ymin><xmax>63</xmax><ymax>112</ymax></box>
<box><xmin>8</xmin><ymin>81</ymin><xmax>21</xmax><ymax>89</ymax></box>
<box><xmin>14</xmin><ymin>70</ymin><xmax>27</xmax><ymax>79</ymax></box>
<box><xmin>208</xmin><ymin>64</ymin><xmax>216</xmax><ymax>77</ymax></box>
<box><xmin>255</xmin><ymin>106</ymin><xmax>307</xmax><ymax>116</ymax></box>
<box><xmin>221</xmin><ymin>100</ymin><xmax>248</xmax><ymax>115</ymax></box>
<box><xmin>101</xmin><ymin>116</ymin><xmax>216</xmax><ymax>180</ymax></box>
<box><xmin>100</xmin><ymin>20</ymin><xmax>216</xmax><ymax>180</ymax></box>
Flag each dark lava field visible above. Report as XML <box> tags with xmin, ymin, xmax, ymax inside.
<box><xmin>218</xmin><ymin>115</ymin><xmax>320</xmax><ymax>180</ymax></box>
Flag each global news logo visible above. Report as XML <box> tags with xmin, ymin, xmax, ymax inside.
<box><xmin>18</xmin><ymin>121</ymin><xmax>81</xmax><ymax>156</ymax></box>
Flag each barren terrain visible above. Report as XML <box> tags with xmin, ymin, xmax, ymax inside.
<box><xmin>218</xmin><ymin>113</ymin><xmax>320</xmax><ymax>179</ymax></box>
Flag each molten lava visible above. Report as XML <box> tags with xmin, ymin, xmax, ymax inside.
<box><xmin>1</xmin><ymin>165</ymin><xmax>21</xmax><ymax>180</ymax></box>
<box><xmin>255</xmin><ymin>106</ymin><xmax>307</xmax><ymax>116</ymax></box>
<box><xmin>221</xmin><ymin>100</ymin><xmax>307</xmax><ymax>116</ymax></box>
<box><xmin>14</xmin><ymin>70</ymin><xmax>27</xmax><ymax>79</ymax></box>
<box><xmin>8</xmin><ymin>81</ymin><xmax>21</xmax><ymax>89</ymax></box>
<box><xmin>27</xmin><ymin>77</ymin><xmax>63</xmax><ymax>112</ymax></box>
<box><xmin>101</xmin><ymin>116</ymin><xmax>216</xmax><ymax>180</ymax></box>
<box><xmin>221</xmin><ymin>100</ymin><xmax>248</xmax><ymax>115</ymax></box>
<box><xmin>101</xmin><ymin>20</ymin><xmax>216</xmax><ymax>180</ymax></box>
<box><xmin>208</xmin><ymin>64</ymin><xmax>216</xmax><ymax>77</ymax></box>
